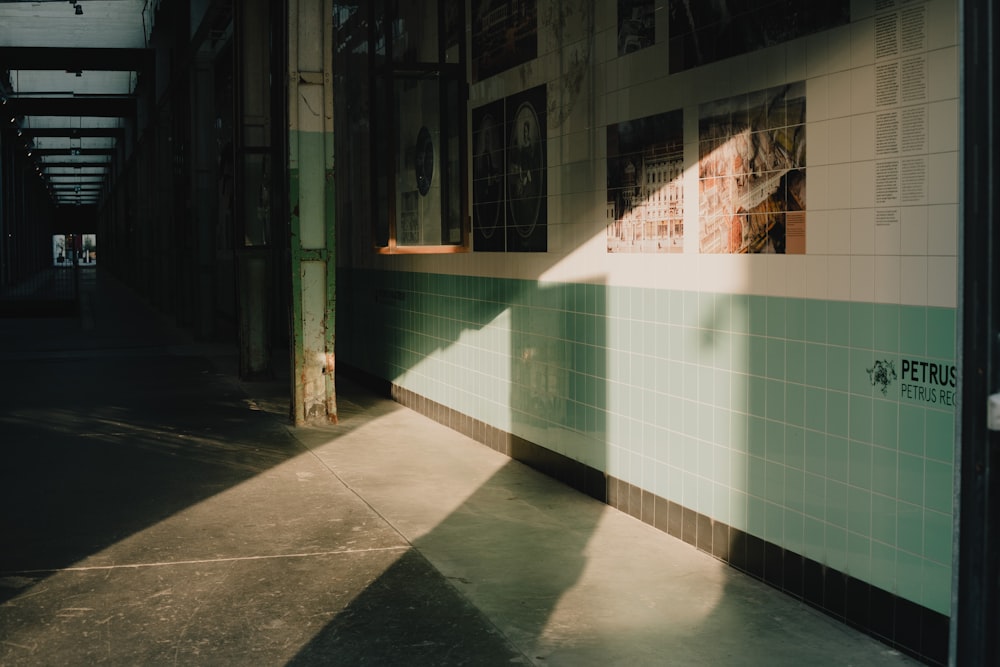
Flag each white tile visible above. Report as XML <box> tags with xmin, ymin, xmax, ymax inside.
<box><xmin>828</xmin><ymin>209</ymin><xmax>853</xmax><ymax>255</ymax></box>
<box><xmin>875</xmin><ymin>255</ymin><xmax>902</xmax><ymax>303</ymax></box>
<box><xmin>900</xmin><ymin>206</ymin><xmax>929</xmax><ymax>256</ymax></box>
<box><xmin>786</xmin><ymin>255</ymin><xmax>808</xmax><ymax>298</ymax></box>
<box><xmin>852</xmin><ymin>113</ymin><xmax>876</xmax><ymax>162</ymax></box>
<box><xmin>852</xmin><ymin>18</ymin><xmax>876</xmax><ymax>68</ymax></box>
<box><xmin>828</xmin><ymin>163</ymin><xmax>852</xmax><ymax>208</ymax></box>
<box><xmin>929</xmin><ymin>151</ymin><xmax>959</xmax><ymax>204</ymax></box>
<box><xmin>927</xmin><ymin>256</ymin><xmax>958</xmax><ymax>308</ymax></box>
<box><xmin>900</xmin><ymin>256</ymin><xmax>929</xmax><ymax>306</ymax></box>
<box><xmin>829</xmin><ymin>116</ymin><xmax>853</xmax><ymax>164</ymax></box>
<box><xmin>806</xmin><ymin>256</ymin><xmax>829</xmax><ymax>299</ymax></box>
<box><xmin>852</xmin><ymin>0</ymin><xmax>875</xmax><ymax>20</ymax></box>
<box><xmin>828</xmin><ymin>70</ymin><xmax>853</xmax><ymax>119</ymax></box>
<box><xmin>851</xmin><ymin>208</ymin><xmax>876</xmax><ymax>254</ymax></box>
<box><xmin>927</xmin><ymin>204</ymin><xmax>958</xmax><ymax>257</ymax></box>
<box><xmin>927</xmin><ymin>0</ymin><xmax>959</xmax><ymax>51</ymax></box>
<box><xmin>766</xmin><ymin>255</ymin><xmax>788</xmax><ymax>296</ymax></box>
<box><xmin>929</xmin><ymin>99</ymin><xmax>959</xmax><ymax>154</ymax></box>
<box><xmin>827</xmin><ymin>25</ymin><xmax>854</xmax><ymax>74</ymax></box>
<box><xmin>807</xmin><ymin>209</ymin><xmax>830</xmax><ymax>254</ymax></box>
<box><xmin>808</xmin><ymin>164</ymin><xmax>831</xmax><ymax>210</ymax></box>
<box><xmin>828</xmin><ymin>255</ymin><xmax>852</xmax><ymax>300</ymax></box>
<box><xmin>807</xmin><ymin>31</ymin><xmax>832</xmax><ymax>79</ymax></box>
<box><xmin>851</xmin><ymin>256</ymin><xmax>876</xmax><ymax>301</ymax></box>
<box><xmin>810</xmin><ymin>120</ymin><xmax>831</xmax><ymax>167</ymax></box>
<box><xmin>807</xmin><ymin>75</ymin><xmax>830</xmax><ymax>123</ymax></box>
<box><xmin>875</xmin><ymin>209</ymin><xmax>902</xmax><ymax>255</ymax></box>
<box><xmin>852</xmin><ymin>65</ymin><xmax>876</xmax><ymax>115</ymax></box>
<box><xmin>788</xmin><ymin>39</ymin><xmax>808</xmax><ymax>83</ymax></box>
<box><xmin>928</xmin><ymin>46</ymin><xmax>959</xmax><ymax>102</ymax></box>
<box><xmin>765</xmin><ymin>46</ymin><xmax>787</xmax><ymax>88</ymax></box>
<box><xmin>851</xmin><ymin>160</ymin><xmax>876</xmax><ymax>209</ymax></box>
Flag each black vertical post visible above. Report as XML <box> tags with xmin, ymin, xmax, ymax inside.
<box><xmin>954</xmin><ymin>0</ymin><xmax>1000</xmax><ymax>664</ymax></box>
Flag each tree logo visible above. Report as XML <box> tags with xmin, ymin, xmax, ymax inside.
<box><xmin>867</xmin><ymin>360</ymin><xmax>897</xmax><ymax>396</ymax></box>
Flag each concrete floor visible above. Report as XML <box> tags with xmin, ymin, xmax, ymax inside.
<box><xmin>0</xmin><ymin>269</ymin><xmax>918</xmax><ymax>666</ymax></box>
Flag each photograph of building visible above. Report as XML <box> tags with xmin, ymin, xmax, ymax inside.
<box><xmin>471</xmin><ymin>0</ymin><xmax>538</xmax><ymax>82</ymax></box>
<box><xmin>607</xmin><ymin>109</ymin><xmax>684</xmax><ymax>253</ymax></box>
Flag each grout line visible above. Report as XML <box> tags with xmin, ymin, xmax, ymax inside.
<box><xmin>0</xmin><ymin>546</ymin><xmax>411</xmax><ymax>576</ymax></box>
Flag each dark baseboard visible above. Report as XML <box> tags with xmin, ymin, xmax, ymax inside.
<box><xmin>339</xmin><ymin>365</ymin><xmax>949</xmax><ymax>666</ymax></box>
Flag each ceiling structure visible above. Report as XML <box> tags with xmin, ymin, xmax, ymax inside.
<box><xmin>0</xmin><ymin>0</ymin><xmax>153</xmax><ymax>206</ymax></box>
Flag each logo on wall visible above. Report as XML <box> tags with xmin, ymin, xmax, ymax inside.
<box><xmin>471</xmin><ymin>84</ymin><xmax>548</xmax><ymax>252</ymax></box>
<box><xmin>867</xmin><ymin>359</ymin><xmax>897</xmax><ymax>396</ymax></box>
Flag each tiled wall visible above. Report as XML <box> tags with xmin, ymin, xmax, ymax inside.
<box><xmin>337</xmin><ymin>0</ymin><xmax>958</xmax><ymax>663</ymax></box>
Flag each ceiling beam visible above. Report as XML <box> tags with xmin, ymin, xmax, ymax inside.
<box><xmin>0</xmin><ymin>46</ymin><xmax>153</xmax><ymax>72</ymax></box>
<box><xmin>21</xmin><ymin>127</ymin><xmax>124</xmax><ymax>139</ymax></box>
<box><xmin>6</xmin><ymin>96</ymin><xmax>135</xmax><ymax>118</ymax></box>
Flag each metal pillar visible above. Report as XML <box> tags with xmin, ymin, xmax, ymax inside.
<box><xmin>953</xmin><ymin>0</ymin><xmax>1000</xmax><ymax>664</ymax></box>
<box><xmin>288</xmin><ymin>0</ymin><xmax>337</xmax><ymax>424</ymax></box>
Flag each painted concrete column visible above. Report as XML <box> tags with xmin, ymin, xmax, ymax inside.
<box><xmin>288</xmin><ymin>0</ymin><xmax>337</xmax><ymax>424</ymax></box>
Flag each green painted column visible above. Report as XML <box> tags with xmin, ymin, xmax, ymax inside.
<box><xmin>288</xmin><ymin>0</ymin><xmax>337</xmax><ymax>424</ymax></box>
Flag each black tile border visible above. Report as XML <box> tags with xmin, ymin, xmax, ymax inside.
<box><xmin>341</xmin><ymin>366</ymin><xmax>949</xmax><ymax>666</ymax></box>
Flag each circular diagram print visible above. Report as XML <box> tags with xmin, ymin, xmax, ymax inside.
<box><xmin>507</xmin><ymin>102</ymin><xmax>543</xmax><ymax>238</ymax></box>
<box><xmin>414</xmin><ymin>126</ymin><xmax>434</xmax><ymax>196</ymax></box>
<box><xmin>473</xmin><ymin>113</ymin><xmax>502</xmax><ymax>238</ymax></box>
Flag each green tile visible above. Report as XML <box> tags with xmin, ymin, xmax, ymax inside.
<box><xmin>871</xmin><ymin>492</ymin><xmax>897</xmax><ymax>545</ymax></box>
<box><xmin>805</xmin><ymin>387</ymin><xmax>827</xmax><ymax>432</ymax></box>
<box><xmin>804</xmin><ymin>516</ymin><xmax>826</xmax><ymax>561</ymax></box>
<box><xmin>896</xmin><ymin>549</ymin><xmax>923</xmax><ymax>602</ymax></box>
<box><xmin>847</xmin><ymin>532</ymin><xmax>872</xmax><ymax>580</ymax></box>
<box><xmin>852</xmin><ymin>352</ymin><xmax>878</xmax><ymax>397</ymax></box>
<box><xmin>785</xmin><ymin>467</ymin><xmax>805</xmax><ymax>513</ymax></box>
<box><xmin>897</xmin><ymin>453</ymin><xmax>924</xmax><ymax>505</ymax></box>
<box><xmin>804</xmin><ymin>473</ymin><xmax>826</xmax><ymax>519</ymax></box>
<box><xmin>925</xmin><ymin>410</ymin><xmax>956</xmax><ymax>463</ymax></box>
<box><xmin>730</xmin><ymin>490</ymin><xmax>748</xmax><ymax>531</ymax></box>
<box><xmin>923</xmin><ymin>509</ymin><xmax>952</xmax><ymax>564</ymax></box>
<box><xmin>874</xmin><ymin>303</ymin><xmax>900</xmax><ymax>353</ymax></box>
<box><xmin>826</xmin><ymin>525</ymin><xmax>847</xmax><ymax>570</ymax></box>
<box><xmin>826</xmin><ymin>435</ymin><xmax>850</xmax><ymax>483</ymax></box>
<box><xmin>870</xmin><ymin>540</ymin><xmax>897</xmax><ymax>591</ymax></box>
<box><xmin>849</xmin><ymin>440</ymin><xmax>873</xmax><ymax>490</ymax></box>
<box><xmin>848</xmin><ymin>487</ymin><xmax>872</xmax><ymax>535</ymax></box>
<box><xmin>785</xmin><ymin>509</ymin><xmax>805</xmax><ymax>552</ymax></box>
<box><xmin>922</xmin><ymin>559</ymin><xmax>952</xmax><ymax>616</ymax></box>
<box><xmin>766</xmin><ymin>379</ymin><xmax>785</xmax><ymax>421</ymax></box>
<box><xmin>749</xmin><ymin>295</ymin><xmax>767</xmax><ymax>336</ymax></box>
<box><xmin>897</xmin><ymin>500</ymin><xmax>924</xmax><ymax>555</ymax></box>
<box><xmin>926</xmin><ymin>307</ymin><xmax>956</xmax><ymax>359</ymax></box>
<box><xmin>684</xmin><ymin>291</ymin><xmax>699</xmax><ymax>326</ymax></box>
<box><xmin>786</xmin><ymin>342</ymin><xmax>806</xmax><ymax>386</ymax></box>
<box><xmin>827</xmin><ymin>346</ymin><xmax>850</xmax><ymax>392</ymax></box>
<box><xmin>786</xmin><ymin>298</ymin><xmax>806</xmax><ymax>342</ymax></box>
<box><xmin>850</xmin><ymin>302</ymin><xmax>874</xmax><ymax>349</ymax></box>
<box><xmin>748</xmin><ymin>416</ymin><xmax>766</xmax><ymax>458</ymax></box>
<box><xmin>828</xmin><ymin>301</ymin><xmax>851</xmax><ymax>346</ymax></box>
<box><xmin>766</xmin><ymin>338</ymin><xmax>786</xmax><ymax>379</ymax></box>
<box><xmin>765</xmin><ymin>419</ymin><xmax>785</xmax><ymax>463</ymax></box>
<box><xmin>805</xmin><ymin>343</ymin><xmax>827</xmax><ymax>387</ymax></box>
<box><xmin>898</xmin><ymin>404</ymin><xmax>926</xmax><ymax>456</ymax></box>
<box><xmin>765</xmin><ymin>501</ymin><xmax>784</xmax><ymax>543</ymax></box>
<box><xmin>749</xmin><ymin>376</ymin><xmax>766</xmax><ymax>418</ymax></box>
<box><xmin>805</xmin><ymin>299</ymin><xmax>828</xmax><ymax>343</ymax></box>
<box><xmin>749</xmin><ymin>335</ymin><xmax>767</xmax><ymax>377</ymax></box>
<box><xmin>765</xmin><ymin>462</ymin><xmax>784</xmax><ymax>505</ymax></box>
<box><xmin>872</xmin><ymin>400</ymin><xmax>899</xmax><ymax>449</ymax></box>
<box><xmin>786</xmin><ymin>384</ymin><xmax>805</xmax><ymax>427</ymax></box>
<box><xmin>730</xmin><ymin>294</ymin><xmax>750</xmax><ymax>333</ymax></box>
<box><xmin>900</xmin><ymin>306</ymin><xmax>927</xmax><ymax>356</ymax></box>
<box><xmin>827</xmin><ymin>479</ymin><xmax>849</xmax><ymax>527</ymax></box>
<box><xmin>827</xmin><ymin>391</ymin><xmax>849</xmax><ymax>438</ymax></box>
<box><xmin>805</xmin><ymin>430</ymin><xmax>826</xmax><ymax>475</ymax></box>
<box><xmin>871</xmin><ymin>446</ymin><xmax>898</xmax><ymax>497</ymax></box>
<box><xmin>924</xmin><ymin>459</ymin><xmax>954</xmax><ymax>514</ymax></box>
<box><xmin>748</xmin><ymin>495</ymin><xmax>766</xmax><ymax>536</ymax></box>
<box><xmin>766</xmin><ymin>297</ymin><xmax>786</xmax><ymax>338</ymax></box>
<box><xmin>849</xmin><ymin>395</ymin><xmax>873</xmax><ymax>443</ymax></box>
